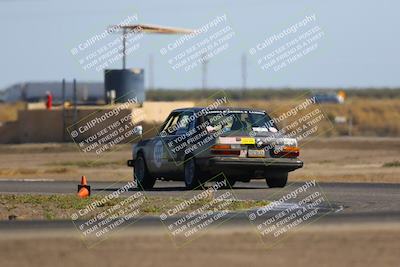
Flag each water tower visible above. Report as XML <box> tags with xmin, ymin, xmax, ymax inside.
<box><xmin>104</xmin><ymin>24</ymin><xmax>193</xmax><ymax>104</ymax></box>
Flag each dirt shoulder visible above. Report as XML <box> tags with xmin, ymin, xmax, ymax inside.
<box><xmin>0</xmin><ymin>223</ymin><xmax>399</xmax><ymax>267</ymax></box>
<box><xmin>0</xmin><ymin>137</ymin><xmax>399</xmax><ymax>183</ymax></box>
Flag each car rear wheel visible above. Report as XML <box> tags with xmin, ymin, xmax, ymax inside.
<box><xmin>135</xmin><ymin>154</ymin><xmax>156</xmax><ymax>190</ymax></box>
<box><xmin>184</xmin><ymin>158</ymin><xmax>202</xmax><ymax>190</ymax></box>
<box><xmin>266</xmin><ymin>172</ymin><xmax>288</xmax><ymax>188</ymax></box>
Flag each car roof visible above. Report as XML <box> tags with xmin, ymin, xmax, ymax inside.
<box><xmin>172</xmin><ymin>107</ymin><xmax>266</xmax><ymax>113</ymax></box>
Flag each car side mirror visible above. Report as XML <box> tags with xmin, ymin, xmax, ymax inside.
<box><xmin>133</xmin><ymin>125</ymin><xmax>143</xmax><ymax>138</ymax></box>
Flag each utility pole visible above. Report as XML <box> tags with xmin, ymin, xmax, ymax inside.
<box><xmin>202</xmin><ymin>53</ymin><xmax>208</xmax><ymax>91</ymax></box>
<box><xmin>73</xmin><ymin>79</ymin><xmax>77</xmax><ymax>125</ymax></box>
<box><xmin>242</xmin><ymin>53</ymin><xmax>247</xmax><ymax>90</ymax></box>
<box><xmin>62</xmin><ymin>79</ymin><xmax>66</xmax><ymax>141</ymax></box>
<box><xmin>122</xmin><ymin>28</ymin><xmax>127</xmax><ymax>69</ymax></box>
<box><xmin>348</xmin><ymin>111</ymin><xmax>353</xmax><ymax>136</ymax></box>
<box><xmin>241</xmin><ymin>53</ymin><xmax>247</xmax><ymax>99</ymax></box>
<box><xmin>149</xmin><ymin>54</ymin><xmax>154</xmax><ymax>90</ymax></box>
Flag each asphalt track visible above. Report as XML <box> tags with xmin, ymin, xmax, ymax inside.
<box><xmin>1</xmin><ymin>179</ymin><xmax>399</xmax><ymax>227</ymax></box>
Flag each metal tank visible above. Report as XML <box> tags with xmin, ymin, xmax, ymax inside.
<box><xmin>104</xmin><ymin>68</ymin><xmax>145</xmax><ymax>104</ymax></box>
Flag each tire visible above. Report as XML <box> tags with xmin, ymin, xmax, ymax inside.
<box><xmin>221</xmin><ymin>177</ymin><xmax>236</xmax><ymax>188</ymax></box>
<box><xmin>134</xmin><ymin>154</ymin><xmax>156</xmax><ymax>190</ymax></box>
<box><xmin>266</xmin><ymin>172</ymin><xmax>288</xmax><ymax>188</ymax></box>
<box><xmin>184</xmin><ymin>158</ymin><xmax>203</xmax><ymax>190</ymax></box>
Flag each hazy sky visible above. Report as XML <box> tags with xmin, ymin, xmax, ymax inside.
<box><xmin>0</xmin><ymin>0</ymin><xmax>399</xmax><ymax>89</ymax></box>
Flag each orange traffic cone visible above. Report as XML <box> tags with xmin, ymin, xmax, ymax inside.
<box><xmin>77</xmin><ymin>175</ymin><xmax>90</xmax><ymax>198</ymax></box>
<box><xmin>81</xmin><ymin>175</ymin><xmax>88</xmax><ymax>186</ymax></box>
<box><xmin>77</xmin><ymin>187</ymin><xmax>90</xmax><ymax>198</ymax></box>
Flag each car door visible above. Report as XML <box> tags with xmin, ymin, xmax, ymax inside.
<box><xmin>148</xmin><ymin>111</ymin><xmax>183</xmax><ymax>175</ymax></box>
<box><xmin>145</xmin><ymin>112</ymin><xmax>179</xmax><ymax>174</ymax></box>
<box><xmin>162</xmin><ymin>111</ymin><xmax>195</xmax><ymax>173</ymax></box>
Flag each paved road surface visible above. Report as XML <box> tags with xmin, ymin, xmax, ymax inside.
<box><xmin>0</xmin><ymin>180</ymin><xmax>399</xmax><ymax>228</ymax></box>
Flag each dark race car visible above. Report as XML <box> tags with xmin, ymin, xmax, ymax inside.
<box><xmin>127</xmin><ymin>107</ymin><xmax>303</xmax><ymax>190</ymax></box>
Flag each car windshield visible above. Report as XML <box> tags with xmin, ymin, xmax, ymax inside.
<box><xmin>204</xmin><ymin>110</ymin><xmax>277</xmax><ymax>133</ymax></box>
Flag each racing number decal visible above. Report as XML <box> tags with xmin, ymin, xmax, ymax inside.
<box><xmin>154</xmin><ymin>140</ymin><xmax>163</xmax><ymax>168</ymax></box>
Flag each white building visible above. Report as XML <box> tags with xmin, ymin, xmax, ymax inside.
<box><xmin>0</xmin><ymin>81</ymin><xmax>105</xmax><ymax>104</ymax></box>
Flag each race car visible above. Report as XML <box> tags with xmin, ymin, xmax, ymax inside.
<box><xmin>127</xmin><ymin>107</ymin><xmax>303</xmax><ymax>190</ymax></box>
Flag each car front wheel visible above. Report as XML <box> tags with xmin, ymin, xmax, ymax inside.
<box><xmin>184</xmin><ymin>158</ymin><xmax>202</xmax><ymax>190</ymax></box>
<box><xmin>266</xmin><ymin>172</ymin><xmax>288</xmax><ymax>188</ymax></box>
<box><xmin>135</xmin><ymin>154</ymin><xmax>156</xmax><ymax>190</ymax></box>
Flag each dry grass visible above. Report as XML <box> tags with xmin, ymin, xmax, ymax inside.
<box><xmin>0</xmin><ymin>194</ymin><xmax>269</xmax><ymax>220</ymax></box>
<box><xmin>0</xmin><ymin>167</ymin><xmax>72</xmax><ymax>176</ymax></box>
<box><xmin>44</xmin><ymin>160</ymin><xmax>127</xmax><ymax>168</ymax></box>
<box><xmin>383</xmin><ymin>161</ymin><xmax>400</xmax><ymax>168</ymax></box>
<box><xmin>1</xmin><ymin>98</ymin><xmax>399</xmax><ymax>137</ymax></box>
<box><xmin>195</xmin><ymin>98</ymin><xmax>400</xmax><ymax>137</ymax></box>
<box><xmin>0</xmin><ymin>102</ymin><xmax>25</xmax><ymax>122</ymax></box>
